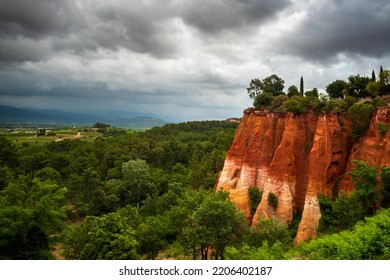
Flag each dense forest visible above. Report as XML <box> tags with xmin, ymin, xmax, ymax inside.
<box><xmin>0</xmin><ymin>121</ymin><xmax>241</xmax><ymax>259</ymax></box>
<box><xmin>1</xmin><ymin>116</ymin><xmax>389</xmax><ymax>260</ymax></box>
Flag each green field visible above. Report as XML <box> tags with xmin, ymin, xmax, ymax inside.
<box><xmin>1</xmin><ymin>128</ymin><xmax>101</xmax><ymax>145</ymax></box>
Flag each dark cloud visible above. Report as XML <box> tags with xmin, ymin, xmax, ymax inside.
<box><xmin>0</xmin><ymin>0</ymin><xmax>82</xmax><ymax>38</ymax></box>
<box><xmin>0</xmin><ymin>0</ymin><xmax>291</xmax><ymax>63</ymax></box>
<box><xmin>181</xmin><ymin>0</ymin><xmax>291</xmax><ymax>33</ymax></box>
<box><xmin>281</xmin><ymin>0</ymin><xmax>390</xmax><ymax>61</ymax></box>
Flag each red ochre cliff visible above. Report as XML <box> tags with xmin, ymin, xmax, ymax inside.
<box><xmin>215</xmin><ymin>107</ymin><xmax>390</xmax><ymax>245</ymax></box>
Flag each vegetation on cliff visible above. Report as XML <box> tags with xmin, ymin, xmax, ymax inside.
<box><xmin>248</xmin><ymin>67</ymin><xmax>390</xmax><ymax>116</ymax></box>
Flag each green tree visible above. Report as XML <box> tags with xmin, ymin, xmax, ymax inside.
<box><xmin>300</xmin><ymin>76</ymin><xmax>304</xmax><ymax>96</ymax></box>
<box><xmin>253</xmin><ymin>93</ymin><xmax>274</xmax><ymax>108</ymax></box>
<box><xmin>262</xmin><ymin>74</ymin><xmax>285</xmax><ymax>96</ymax></box>
<box><xmin>63</xmin><ymin>210</ymin><xmax>139</xmax><ymax>260</ymax></box>
<box><xmin>247</xmin><ymin>78</ymin><xmax>262</xmax><ymax>99</ymax></box>
<box><xmin>135</xmin><ymin>215</ymin><xmax>169</xmax><ymax>259</ymax></box>
<box><xmin>170</xmin><ymin>190</ymin><xmax>247</xmax><ymax>260</ymax></box>
<box><xmin>296</xmin><ymin>208</ymin><xmax>390</xmax><ymax>260</ymax></box>
<box><xmin>246</xmin><ymin>218</ymin><xmax>291</xmax><ymax>248</ymax></box>
<box><xmin>379</xmin><ymin>70</ymin><xmax>390</xmax><ymax>95</ymax></box>
<box><xmin>287</xmin><ymin>85</ymin><xmax>299</xmax><ymax>97</ymax></box>
<box><xmin>192</xmin><ymin>192</ymin><xmax>247</xmax><ymax>259</ymax></box>
<box><xmin>349</xmin><ymin>160</ymin><xmax>381</xmax><ymax>215</ymax></box>
<box><xmin>0</xmin><ymin>136</ymin><xmax>18</xmax><ymax>168</ymax></box>
<box><xmin>366</xmin><ymin>81</ymin><xmax>381</xmax><ymax>97</ymax></box>
<box><xmin>382</xmin><ymin>167</ymin><xmax>390</xmax><ymax>208</ymax></box>
<box><xmin>347</xmin><ymin>102</ymin><xmax>375</xmax><ymax>137</ymax></box>
<box><xmin>326</xmin><ymin>80</ymin><xmax>349</xmax><ymax>99</ymax></box>
<box><xmin>0</xmin><ymin>178</ymin><xmax>67</xmax><ymax>259</ymax></box>
<box><xmin>347</xmin><ymin>74</ymin><xmax>371</xmax><ymax>98</ymax></box>
<box><xmin>109</xmin><ymin>160</ymin><xmax>156</xmax><ymax>210</ymax></box>
<box><xmin>305</xmin><ymin>88</ymin><xmax>319</xmax><ymax>98</ymax></box>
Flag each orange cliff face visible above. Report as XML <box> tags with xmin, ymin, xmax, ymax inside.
<box><xmin>215</xmin><ymin>107</ymin><xmax>390</xmax><ymax>244</ymax></box>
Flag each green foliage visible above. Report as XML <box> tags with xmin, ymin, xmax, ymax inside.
<box><xmin>248</xmin><ymin>186</ymin><xmax>262</xmax><ymax>217</ymax></box>
<box><xmin>225</xmin><ymin>241</ymin><xmax>285</xmax><ymax>260</ymax></box>
<box><xmin>0</xmin><ymin>178</ymin><xmax>67</xmax><ymax>259</ymax></box>
<box><xmin>246</xmin><ymin>218</ymin><xmax>291</xmax><ymax>249</ymax></box>
<box><xmin>323</xmin><ymin>99</ymin><xmax>347</xmax><ymax>113</ymax></box>
<box><xmin>269</xmin><ymin>95</ymin><xmax>288</xmax><ymax>111</ymax></box>
<box><xmin>261</xmin><ymin>74</ymin><xmax>285</xmax><ymax>96</ymax></box>
<box><xmin>366</xmin><ymin>81</ymin><xmax>381</xmax><ymax>97</ymax></box>
<box><xmin>168</xmin><ymin>190</ymin><xmax>247</xmax><ymax>260</ymax></box>
<box><xmin>300</xmin><ymin>76</ymin><xmax>304</xmax><ymax>96</ymax></box>
<box><xmin>136</xmin><ymin>215</ymin><xmax>169</xmax><ymax>259</ymax></box>
<box><xmin>63</xmin><ymin>210</ymin><xmax>139</xmax><ymax>260</ymax></box>
<box><xmin>349</xmin><ymin>160</ymin><xmax>381</xmax><ymax>215</ymax></box>
<box><xmin>371</xmin><ymin>97</ymin><xmax>388</xmax><ymax>108</ymax></box>
<box><xmin>253</xmin><ymin>93</ymin><xmax>274</xmax><ymax>108</ymax></box>
<box><xmin>347</xmin><ymin>102</ymin><xmax>375</xmax><ymax>137</ymax></box>
<box><xmin>382</xmin><ymin>167</ymin><xmax>390</xmax><ymax>208</ymax></box>
<box><xmin>247</xmin><ymin>74</ymin><xmax>285</xmax><ymax>99</ymax></box>
<box><xmin>305</xmin><ymin>88</ymin><xmax>319</xmax><ymax>98</ymax></box>
<box><xmin>284</xmin><ymin>96</ymin><xmax>307</xmax><ymax>114</ymax></box>
<box><xmin>93</xmin><ymin>122</ymin><xmax>110</xmax><ymax>129</ymax></box>
<box><xmin>318</xmin><ymin>193</ymin><xmax>365</xmax><ymax>233</ymax></box>
<box><xmin>295</xmin><ymin>208</ymin><xmax>390</xmax><ymax>259</ymax></box>
<box><xmin>247</xmin><ymin>78</ymin><xmax>262</xmax><ymax>99</ymax></box>
<box><xmin>347</xmin><ymin>74</ymin><xmax>371</xmax><ymax>98</ymax></box>
<box><xmin>379</xmin><ymin>70</ymin><xmax>390</xmax><ymax>95</ymax></box>
<box><xmin>267</xmin><ymin>192</ymin><xmax>278</xmax><ymax>210</ymax></box>
<box><xmin>378</xmin><ymin>122</ymin><xmax>390</xmax><ymax>136</ymax></box>
<box><xmin>287</xmin><ymin>85</ymin><xmax>299</xmax><ymax>97</ymax></box>
<box><xmin>326</xmin><ymin>80</ymin><xmax>348</xmax><ymax>99</ymax></box>
<box><xmin>344</xmin><ymin>96</ymin><xmax>357</xmax><ymax>108</ymax></box>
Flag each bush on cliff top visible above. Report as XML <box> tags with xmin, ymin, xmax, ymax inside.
<box><xmin>347</xmin><ymin>102</ymin><xmax>375</xmax><ymax>137</ymax></box>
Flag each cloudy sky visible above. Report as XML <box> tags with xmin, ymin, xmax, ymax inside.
<box><xmin>1</xmin><ymin>0</ymin><xmax>389</xmax><ymax>121</ymax></box>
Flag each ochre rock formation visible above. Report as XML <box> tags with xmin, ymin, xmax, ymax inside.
<box><xmin>215</xmin><ymin>107</ymin><xmax>390</xmax><ymax>244</ymax></box>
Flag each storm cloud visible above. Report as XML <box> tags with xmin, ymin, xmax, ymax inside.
<box><xmin>280</xmin><ymin>0</ymin><xmax>390</xmax><ymax>61</ymax></box>
<box><xmin>0</xmin><ymin>0</ymin><xmax>389</xmax><ymax>121</ymax></box>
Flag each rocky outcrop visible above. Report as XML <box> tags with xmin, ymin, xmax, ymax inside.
<box><xmin>215</xmin><ymin>107</ymin><xmax>390</xmax><ymax>244</ymax></box>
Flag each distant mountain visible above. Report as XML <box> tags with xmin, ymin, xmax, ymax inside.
<box><xmin>109</xmin><ymin>117</ymin><xmax>168</xmax><ymax>129</ymax></box>
<box><xmin>0</xmin><ymin>105</ymin><xmax>97</xmax><ymax>125</ymax></box>
<box><xmin>0</xmin><ymin>105</ymin><xmax>169</xmax><ymax>128</ymax></box>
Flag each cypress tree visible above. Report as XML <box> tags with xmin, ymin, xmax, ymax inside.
<box><xmin>371</xmin><ymin>70</ymin><xmax>376</xmax><ymax>82</ymax></box>
<box><xmin>300</xmin><ymin>76</ymin><xmax>304</xmax><ymax>96</ymax></box>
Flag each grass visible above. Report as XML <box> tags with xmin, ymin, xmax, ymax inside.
<box><xmin>1</xmin><ymin>128</ymin><xmax>102</xmax><ymax>145</ymax></box>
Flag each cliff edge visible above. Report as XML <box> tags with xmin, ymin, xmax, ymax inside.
<box><xmin>215</xmin><ymin>107</ymin><xmax>389</xmax><ymax>244</ymax></box>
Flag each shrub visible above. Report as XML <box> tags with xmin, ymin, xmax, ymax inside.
<box><xmin>296</xmin><ymin>208</ymin><xmax>390</xmax><ymax>260</ymax></box>
<box><xmin>344</xmin><ymin>96</ymin><xmax>357</xmax><ymax>108</ymax></box>
<box><xmin>253</xmin><ymin>93</ymin><xmax>274</xmax><ymax>108</ymax></box>
<box><xmin>268</xmin><ymin>192</ymin><xmax>278</xmax><ymax>210</ymax></box>
<box><xmin>270</xmin><ymin>95</ymin><xmax>288</xmax><ymax>112</ymax></box>
<box><xmin>248</xmin><ymin>187</ymin><xmax>262</xmax><ymax>217</ymax></box>
<box><xmin>378</xmin><ymin>122</ymin><xmax>390</xmax><ymax>136</ymax></box>
<box><xmin>284</xmin><ymin>96</ymin><xmax>307</xmax><ymax>114</ymax></box>
<box><xmin>246</xmin><ymin>218</ymin><xmax>291</xmax><ymax>249</ymax></box>
<box><xmin>324</xmin><ymin>99</ymin><xmax>347</xmax><ymax>113</ymax></box>
<box><xmin>371</xmin><ymin>97</ymin><xmax>388</xmax><ymax>108</ymax></box>
<box><xmin>347</xmin><ymin>102</ymin><xmax>375</xmax><ymax>137</ymax></box>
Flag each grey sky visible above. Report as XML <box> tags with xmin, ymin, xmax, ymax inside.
<box><xmin>1</xmin><ymin>0</ymin><xmax>389</xmax><ymax>121</ymax></box>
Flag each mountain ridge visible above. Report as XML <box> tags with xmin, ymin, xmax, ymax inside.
<box><xmin>0</xmin><ymin>105</ymin><xmax>168</xmax><ymax>128</ymax></box>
